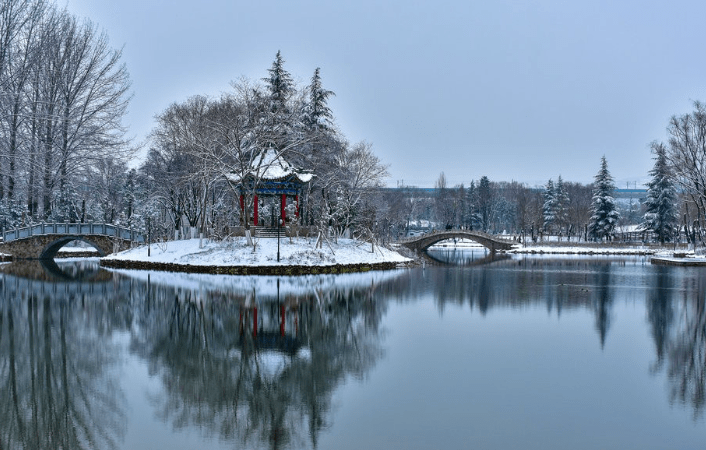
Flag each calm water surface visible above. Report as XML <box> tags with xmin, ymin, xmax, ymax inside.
<box><xmin>1</xmin><ymin>251</ymin><xmax>705</xmax><ymax>449</ymax></box>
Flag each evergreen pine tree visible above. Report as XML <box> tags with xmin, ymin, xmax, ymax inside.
<box><xmin>262</xmin><ymin>51</ymin><xmax>295</xmax><ymax>149</ymax></box>
<box><xmin>588</xmin><ymin>156</ymin><xmax>620</xmax><ymax>241</ymax></box>
<box><xmin>542</xmin><ymin>179</ymin><xmax>556</xmax><ymax>232</ymax></box>
<box><xmin>478</xmin><ymin>176</ymin><xmax>492</xmax><ymax>232</ymax></box>
<box><xmin>555</xmin><ymin>175</ymin><xmax>570</xmax><ymax>234</ymax></box>
<box><xmin>642</xmin><ymin>142</ymin><xmax>678</xmax><ymax>244</ymax></box>
<box><xmin>264</xmin><ymin>50</ymin><xmax>294</xmax><ymax>114</ymax></box>
<box><xmin>304</xmin><ymin>67</ymin><xmax>335</xmax><ymax>131</ymax></box>
<box><xmin>466</xmin><ymin>180</ymin><xmax>480</xmax><ymax>230</ymax></box>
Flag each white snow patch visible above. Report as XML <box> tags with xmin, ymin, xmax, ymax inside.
<box><xmin>510</xmin><ymin>245</ymin><xmax>654</xmax><ymax>255</ymax></box>
<box><xmin>103</xmin><ymin>236</ymin><xmax>410</xmax><ymax>268</ymax></box>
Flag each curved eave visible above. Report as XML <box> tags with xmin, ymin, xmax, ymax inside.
<box><xmin>226</xmin><ymin>172</ymin><xmax>314</xmax><ymax>185</ymax></box>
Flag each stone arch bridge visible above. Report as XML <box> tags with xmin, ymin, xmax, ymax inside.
<box><xmin>1</xmin><ymin>223</ymin><xmax>144</xmax><ymax>260</ymax></box>
<box><xmin>399</xmin><ymin>229</ymin><xmax>516</xmax><ymax>253</ymax></box>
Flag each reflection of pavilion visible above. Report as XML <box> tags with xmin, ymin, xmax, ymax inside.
<box><xmin>239</xmin><ymin>301</ymin><xmax>306</xmax><ymax>357</ymax></box>
<box><xmin>227</xmin><ymin>148</ymin><xmax>313</xmax><ymax>227</ymax></box>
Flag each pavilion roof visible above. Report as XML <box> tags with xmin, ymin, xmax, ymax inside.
<box><xmin>226</xmin><ymin>147</ymin><xmax>313</xmax><ymax>185</ymax></box>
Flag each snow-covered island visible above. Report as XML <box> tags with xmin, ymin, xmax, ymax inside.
<box><xmin>100</xmin><ymin>236</ymin><xmax>411</xmax><ymax>275</ymax></box>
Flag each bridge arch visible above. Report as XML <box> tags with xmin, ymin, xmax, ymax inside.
<box><xmin>399</xmin><ymin>230</ymin><xmax>515</xmax><ymax>253</ymax></box>
<box><xmin>40</xmin><ymin>236</ymin><xmax>108</xmax><ymax>259</ymax></box>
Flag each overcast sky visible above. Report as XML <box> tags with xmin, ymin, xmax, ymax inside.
<box><xmin>65</xmin><ymin>0</ymin><xmax>706</xmax><ymax>188</ymax></box>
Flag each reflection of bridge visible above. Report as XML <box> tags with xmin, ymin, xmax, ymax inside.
<box><xmin>1</xmin><ymin>223</ymin><xmax>144</xmax><ymax>259</ymax></box>
<box><xmin>423</xmin><ymin>250</ymin><xmax>512</xmax><ymax>267</ymax></box>
<box><xmin>0</xmin><ymin>273</ymin><xmax>121</xmax><ymax>301</ymax></box>
<box><xmin>398</xmin><ymin>230</ymin><xmax>515</xmax><ymax>253</ymax></box>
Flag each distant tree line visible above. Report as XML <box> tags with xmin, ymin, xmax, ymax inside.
<box><xmin>385</xmin><ymin>99</ymin><xmax>706</xmax><ymax>246</ymax></box>
<box><xmin>379</xmin><ymin>177</ymin><xmax>595</xmax><ymax>243</ymax></box>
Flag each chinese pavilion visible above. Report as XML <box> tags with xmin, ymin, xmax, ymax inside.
<box><xmin>227</xmin><ymin>148</ymin><xmax>313</xmax><ymax>226</ymax></box>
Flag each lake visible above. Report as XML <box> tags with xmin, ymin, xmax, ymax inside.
<box><xmin>0</xmin><ymin>250</ymin><xmax>705</xmax><ymax>449</ymax></box>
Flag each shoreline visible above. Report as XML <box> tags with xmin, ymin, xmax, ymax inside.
<box><xmin>650</xmin><ymin>256</ymin><xmax>706</xmax><ymax>267</ymax></box>
<box><xmin>99</xmin><ymin>258</ymin><xmax>402</xmax><ymax>275</ymax></box>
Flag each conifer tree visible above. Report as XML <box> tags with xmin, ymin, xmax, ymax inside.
<box><xmin>642</xmin><ymin>142</ymin><xmax>678</xmax><ymax>244</ymax></box>
<box><xmin>555</xmin><ymin>175</ymin><xmax>570</xmax><ymax>234</ymax></box>
<box><xmin>264</xmin><ymin>50</ymin><xmax>294</xmax><ymax>114</ymax></box>
<box><xmin>466</xmin><ymin>180</ymin><xmax>480</xmax><ymax>230</ymax></box>
<box><xmin>588</xmin><ymin>156</ymin><xmax>620</xmax><ymax>241</ymax></box>
<box><xmin>477</xmin><ymin>176</ymin><xmax>492</xmax><ymax>232</ymax></box>
<box><xmin>304</xmin><ymin>67</ymin><xmax>335</xmax><ymax>132</ymax></box>
<box><xmin>542</xmin><ymin>179</ymin><xmax>556</xmax><ymax>232</ymax></box>
<box><xmin>262</xmin><ymin>51</ymin><xmax>295</xmax><ymax>149</ymax></box>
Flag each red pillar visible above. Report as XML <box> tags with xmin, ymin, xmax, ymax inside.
<box><xmin>253</xmin><ymin>195</ymin><xmax>259</xmax><ymax>226</ymax></box>
<box><xmin>280</xmin><ymin>305</ymin><xmax>285</xmax><ymax>336</ymax></box>
<box><xmin>295</xmin><ymin>194</ymin><xmax>300</xmax><ymax>219</ymax></box>
<box><xmin>281</xmin><ymin>194</ymin><xmax>287</xmax><ymax>222</ymax></box>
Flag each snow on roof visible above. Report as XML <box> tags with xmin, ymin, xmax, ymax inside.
<box><xmin>227</xmin><ymin>147</ymin><xmax>313</xmax><ymax>183</ymax></box>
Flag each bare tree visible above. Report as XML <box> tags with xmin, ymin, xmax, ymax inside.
<box><xmin>664</xmin><ymin>101</ymin><xmax>706</xmax><ymax>227</ymax></box>
<box><xmin>0</xmin><ymin>3</ymin><xmax>131</xmax><ymax>226</ymax></box>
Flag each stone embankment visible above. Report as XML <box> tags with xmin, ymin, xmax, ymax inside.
<box><xmin>99</xmin><ymin>258</ymin><xmax>399</xmax><ymax>275</ymax></box>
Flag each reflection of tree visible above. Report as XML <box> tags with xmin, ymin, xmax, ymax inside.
<box><xmin>647</xmin><ymin>267</ymin><xmax>674</xmax><ymax>371</ymax></box>
<box><xmin>662</xmin><ymin>275</ymin><xmax>706</xmax><ymax>418</ymax></box>
<box><xmin>592</xmin><ymin>264</ymin><xmax>613</xmax><ymax>349</ymax></box>
<box><xmin>127</xmin><ymin>279</ymin><xmax>386</xmax><ymax>449</ymax></box>
<box><xmin>378</xmin><ymin>258</ymin><xmax>623</xmax><ymax>347</ymax></box>
<box><xmin>0</xmin><ymin>289</ymin><xmax>126</xmax><ymax>449</ymax></box>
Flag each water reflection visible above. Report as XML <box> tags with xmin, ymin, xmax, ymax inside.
<box><xmin>659</xmin><ymin>269</ymin><xmax>706</xmax><ymax>418</ymax></box>
<box><xmin>0</xmin><ymin>263</ymin><xmax>128</xmax><ymax>450</ymax></box>
<box><xmin>1</xmin><ymin>258</ymin><xmax>706</xmax><ymax>448</ymax></box>
<box><xmin>425</xmin><ymin>246</ymin><xmax>510</xmax><ymax>266</ymax></box>
<box><xmin>126</xmin><ymin>271</ymin><xmax>391</xmax><ymax>449</ymax></box>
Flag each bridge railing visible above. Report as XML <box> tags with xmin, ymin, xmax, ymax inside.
<box><xmin>2</xmin><ymin>223</ymin><xmax>145</xmax><ymax>244</ymax></box>
<box><xmin>396</xmin><ymin>228</ymin><xmax>514</xmax><ymax>244</ymax></box>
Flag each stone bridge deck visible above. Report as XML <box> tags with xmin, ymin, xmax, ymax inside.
<box><xmin>398</xmin><ymin>229</ymin><xmax>516</xmax><ymax>253</ymax></box>
<box><xmin>1</xmin><ymin>223</ymin><xmax>144</xmax><ymax>259</ymax></box>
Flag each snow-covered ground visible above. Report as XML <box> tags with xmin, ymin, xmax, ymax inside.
<box><xmin>102</xmin><ymin>236</ymin><xmax>410</xmax><ymax>267</ymax></box>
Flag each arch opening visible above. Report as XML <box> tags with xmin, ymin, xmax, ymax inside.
<box><xmin>40</xmin><ymin>236</ymin><xmax>107</xmax><ymax>259</ymax></box>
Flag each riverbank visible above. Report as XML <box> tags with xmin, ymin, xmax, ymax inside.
<box><xmin>100</xmin><ymin>236</ymin><xmax>411</xmax><ymax>275</ymax></box>
<box><xmin>508</xmin><ymin>245</ymin><xmax>657</xmax><ymax>255</ymax></box>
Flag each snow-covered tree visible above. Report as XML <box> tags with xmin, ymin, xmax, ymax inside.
<box><xmin>263</xmin><ymin>50</ymin><xmax>294</xmax><ymax>115</ymax></box>
<box><xmin>642</xmin><ymin>142</ymin><xmax>678</xmax><ymax>244</ymax></box>
<box><xmin>588</xmin><ymin>156</ymin><xmax>620</xmax><ymax>241</ymax></box>
<box><xmin>543</xmin><ymin>176</ymin><xmax>570</xmax><ymax>235</ymax></box>
<box><xmin>304</xmin><ymin>67</ymin><xmax>335</xmax><ymax>132</ymax></box>
<box><xmin>664</xmin><ymin>101</ymin><xmax>706</xmax><ymax>220</ymax></box>
<box><xmin>555</xmin><ymin>175</ymin><xmax>569</xmax><ymax>232</ymax></box>
<box><xmin>477</xmin><ymin>176</ymin><xmax>492</xmax><ymax>232</ymax></box>
<box><xmin>542</xmin><ymin>179</ymin><xmax>556</xmax><ymax>232</ymax></box>
<box><xmin>465</xmin><ymin>180</ymin><xmax>481</xmax><ymax>230</ymax></box>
